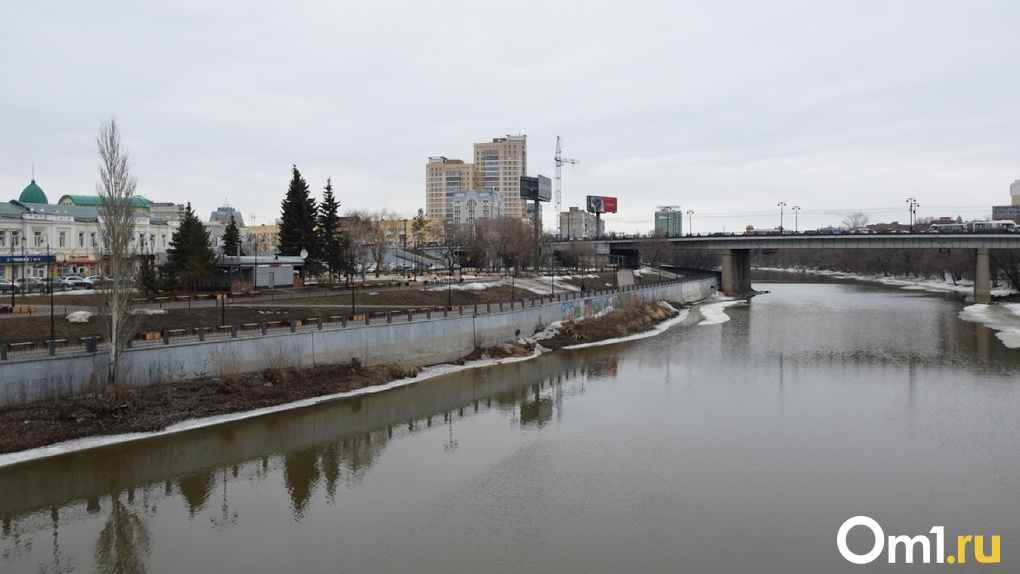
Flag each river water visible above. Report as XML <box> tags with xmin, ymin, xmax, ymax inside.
<box><xmin>2</xmin><ymin>274</ymin><xmax>1018</xmax><ymax>573</ymax></box>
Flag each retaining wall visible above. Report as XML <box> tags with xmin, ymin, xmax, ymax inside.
<box><xmin>0</xmin><ymin>277</ymin><xmax>718</xmax><ymax>406</ymax></box>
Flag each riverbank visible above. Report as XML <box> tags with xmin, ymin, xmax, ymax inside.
<box><xmin>0</xmin><ymin>302</ymin><xmax>686</xmax><ymax>460</ymax></box>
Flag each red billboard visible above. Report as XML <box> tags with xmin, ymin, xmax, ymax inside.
<box><xmin>586</xmin><ymin>195</ymin><xmax>618</xmax><ymax>214</ymax></box>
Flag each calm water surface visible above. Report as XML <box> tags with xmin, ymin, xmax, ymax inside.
<box><xmin>2</xmin><ymin>278</ymin><xmax>1018</xmax><ymax>573</ymax></box>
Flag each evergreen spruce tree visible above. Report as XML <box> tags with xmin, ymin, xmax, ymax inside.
<box><xmin>165</xmin><ymin>203</ymin><xmax>216</xmax><ymax>292</ymax></box>
<box><xmin>223</xmin><ymin>214</ymin><xmax>242</xmax><ymax>256</ymax></box>
<box><xmin>279</xmin><ymin>165</ymin><xmax>322</xmax><ymax>276</ymax></box>
<box><xmin>318</xmin><ymin>177</ymin><xmax>347</xmax><ymax>283</ymax></box>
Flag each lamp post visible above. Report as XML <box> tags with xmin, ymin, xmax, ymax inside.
<box><xmin>686</xmin><ymin>210</ymin><xmax>694</xmax><ymax>236</ymax></box>
<box><xmin>777</xmin><ymin>201</ymin><xmax>787</xmax><ymax>233</ymax></box>
<box><xmin>219</xmin><ymin>249</ymin><xmax>226</xmax><ymax>326</ymax></box>
<box><xmin>792</xmin><ymin>205</ymin><xmax>801</xmax><ymax>233</ymax></box>
<box><xmin>9</xmin><ymin>239</ymin><xmax>14</xmax><ymax>308</ymax></box>
<box><xmin>447</xmin><ymin>274</ymin><xmax>452</xmax><ymax>309</ymax></box>
<box><xmin>47</xmin><ymin>241</ymin><xmax>53</xmax><ymax>343</ymax></box>
<box><xmin>906</xmin><ymin>197</ymin><xmax>919</xmax><ymax>232</ymax></box>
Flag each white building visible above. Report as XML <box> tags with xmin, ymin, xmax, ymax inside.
<box><xmin>447</xmin><ymin>189</ymin><xmax>505</xmax><ymax>225</ymax></box>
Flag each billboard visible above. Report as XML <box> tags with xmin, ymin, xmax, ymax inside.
<box><xmin>520</xmin><ymin>175</ymin><xmax>552</xmax><ymax>202</ymax></box>
<box><xmin>586</xmin><ymin>195</ymin><xmax>618</xmax><ymax>214</ymax></box>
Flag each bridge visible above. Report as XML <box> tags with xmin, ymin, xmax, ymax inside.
<box><xmin>554</xmin><ymin>234</ymin><xmax>1020</xmax><ymax>303</ymax></box>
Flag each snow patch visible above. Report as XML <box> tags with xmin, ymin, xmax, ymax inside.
<box><xmin>66</xmin><ymin>311</ymin><xmax>91</xmax><ymax>323</ymax></box>
<box><xmin>697</xmin><ymin>300</ymin><xmax>744</xmax><ymax>326</ymax></box>
<box><xmin>131</xmin><ymin>308</ymin><xmax>167</xmax><ymax>316</ymax></box>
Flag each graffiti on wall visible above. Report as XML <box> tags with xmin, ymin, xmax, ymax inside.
<box><xmin>559</xmin><ymin>291</ymin><xmax>636</xmax><ymax>322</ymax></box>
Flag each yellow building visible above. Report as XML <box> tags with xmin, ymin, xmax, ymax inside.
<box><xmin>426</xmin><ymin>134</ymin><xmax>528</xmax><ymax>222</ymax></box>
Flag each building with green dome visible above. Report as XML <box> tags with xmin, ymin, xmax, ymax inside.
<box><xmin>3</xmin><ymin>180</ymin><xmax>175</xmax><ymax>282</ymax></box>
<box><xmin>18</xmin><ymin>180</ymin><xmax>48</xmax><ymax>204</ymax></box>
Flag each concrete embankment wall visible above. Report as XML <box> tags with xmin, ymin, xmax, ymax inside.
<box><xmin>0</xmin><ymin>277</ymin><xmax>718</xmax><ymax>406</ymax></box>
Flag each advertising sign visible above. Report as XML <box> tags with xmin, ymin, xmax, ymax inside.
<box><xmin>520</xmin><ymin>175</ymin><xmax>552</xmax><ymax>202</ymax></box>
<box><xmin>0</xmin><ymin>255</ymin><xmax>55</xmax><ymax>264</ymax></box>
<box><xmin>586</xmin><ymin>195</ymin><xmax>618</xmax><ymax>214</ymax></box>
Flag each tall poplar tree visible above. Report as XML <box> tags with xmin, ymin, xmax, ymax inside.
<box><xmin>278</xmin><ymin>165</ymin><xmax>321</xmax><ymax>276</ymax></box>
<box><xmin>95</xmin><ymin>118</ymin><xmax>140</xmax><ymax>390</ymax></box>
<box><xmin>165</xmin><ymin>203</ymin><xmax>216</xmax><ymax>292</ymax></box>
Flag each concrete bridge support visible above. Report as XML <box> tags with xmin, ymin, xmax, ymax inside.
<box><xmin>720</xmin><ymin>249</ymin><xmax>752</xmax><ymax>296</ymax></box>
<box><xmin>975</xmin><ymin>248</ymin><xmax>990</xmax><ymax>304</ymax></box>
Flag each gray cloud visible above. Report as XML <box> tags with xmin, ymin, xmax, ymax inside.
<box><xmin>2</xmin><ymin>0</ymin><xmax>1018</xmax><ymax>232</ymax></box>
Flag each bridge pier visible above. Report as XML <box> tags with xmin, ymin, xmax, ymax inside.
<box><xmin>720</xmin><ymin>249</ymin><xmax>752</xmax><ymax>296</ymax></box>
<box><xmin>975</xmin><ymin>248</ymin><xmax>990</xmax><ymax>304</ymax></box>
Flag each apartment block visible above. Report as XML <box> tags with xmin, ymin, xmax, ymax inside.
<box><xmin>425</xmin><ymin>134</ymin><xmax>528</xmax><ymax>222</ymax></box>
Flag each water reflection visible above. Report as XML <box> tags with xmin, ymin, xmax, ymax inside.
<box><xmin>93</xmin><ymin>487</ymin><xmax>152</xmax><ymax>574</ymax></box>
<box><xmin>1</xmin><ymin>278</ymin><xmax>1017</xmax><ymax>573</ymax></box>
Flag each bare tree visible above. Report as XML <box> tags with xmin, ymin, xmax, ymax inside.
<box><xmin>841</xmin><ymin>212</ymin><xmax>871</xmax><ymax>230</ymax></box>
<box><xmin>343</xmin><ymin>212</ymin><xmax>374</xmax><ymax>282</ymax></box>
<box><xmin>640</xmin><ymin>233</ymin><xmax>672</xmax><ymax>274</ymax></box>
<box><xmin>96</xmin><ymin>118</ymin><xmax>141</xmax><ymax>391</ymax></box>
<box><xmin>438</xmin><ymin>220</ymin><xmax>465</xmax><ymax>271</ymax></box>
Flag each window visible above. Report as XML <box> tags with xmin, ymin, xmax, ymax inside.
<box><xmin>12</xmin><ymin>231</ymin><xmax>20</xmax><ymax>247</ymax></box>
<box><xmin>0</xmin><ymin>230</ymin><xmax>5</xmax><ymax>248</ymax></box>
<box><xmin>90</xmin><ymin>232</ymin><xmax>97</xmax><ymax>248</ymax></box>
<box><xmin>58</xmin><ymin>231</ymin><xmax>66</xmax><ymax>248</ymax></box>
<box><xmin>78</xmin><ymin>232</ymin><xmax>85</xmax><ymax>248</ymax></box>
<box><xmin>34</xmin><ymin>231</ymin><xmax>43</xmax><ymax>247</ymax></box>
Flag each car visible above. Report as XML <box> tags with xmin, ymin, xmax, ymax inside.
<box><xmin>60</xmin><ymin>275</ymin><xmax>93</xmax><ymax>289</ymax></box>
<box><xmin>0</xmin><ymin>279</ymin><xmax>19</xmax><ymax>293</ymax></box>
<box><xmin>39</xmin><ymin>277</ymin><xmax>72</xmax><ymax>291</ymax></box>
<box><xmin>15</xmin><ymin>277</ymin><xmax>44</xmax><ymax>292</ymax></box>
<box><xmin>85</xmin><ymin>275</ymin><xmax>109</xmax><ymax>286</ymax></box>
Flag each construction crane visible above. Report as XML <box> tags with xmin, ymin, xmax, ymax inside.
<box><xmin>554</xmin><ymin>136</ymin><xmax>580</xmax><ymax>238</ymax></box>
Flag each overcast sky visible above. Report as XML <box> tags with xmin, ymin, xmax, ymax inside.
<box><xmin>2</xmin><ymin>0</ymin><xmax>1018</xmax><ymax>234</ymax></box>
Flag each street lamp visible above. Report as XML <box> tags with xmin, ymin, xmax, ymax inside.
<box><xmin>9</xmin><ymin>238</ymin><xmax>15</xmax><ymax>308</ymax></box>
<box><xmin>219</xmin><ymin>249</ymin><xmax>226</xmax><ymax>326</ymax></box>
<box><xmin>792</xmin><ymin>205</ymin><xmax>801</xmax><ymax>233</ymax></box>
<box><xmin>777</xmin><ymin>202</ymin><xmax>787</xmax><ymax>233</ymax></box>
<box><xmin>906</xmin><ymin>198</ymin><xmax>919</xmax><ymax>232</ymax></box>
<box><xmin>686</xmin><ymin>210</ymin><xmax>694</xmax><ymax>236</ymax></box>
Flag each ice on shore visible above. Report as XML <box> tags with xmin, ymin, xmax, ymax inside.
<box><xmin>959</xmin><ymin>303</ymin><xmax>1020</xmax><ymax>349</ymax></box>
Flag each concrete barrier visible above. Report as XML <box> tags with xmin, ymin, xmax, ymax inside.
<box><xmin>0</xmin><ymin>277</ymin><xmax>718</xmax><ymax>406</ymax></box>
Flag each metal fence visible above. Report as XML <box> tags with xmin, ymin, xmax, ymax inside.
<box><xmin>0</xmin><ymin>274</ymin><xmax>718</xmax><ymax>362</ymax></box>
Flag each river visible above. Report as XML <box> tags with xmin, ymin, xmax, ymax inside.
<box><xmin>1</xmin><ymin>273</ymin><xmax>1018</xmax><ymax>573</ymax></box>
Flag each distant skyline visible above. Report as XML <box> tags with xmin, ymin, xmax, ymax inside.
<box><xmin>2</xmin><ymin>1</ymin><xmax>1018</xmax><ymax>234</ymax></box>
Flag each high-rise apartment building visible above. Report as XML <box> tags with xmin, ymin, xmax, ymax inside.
<box><xmin>472</xmin><ymin>135</ymin><xmax>527</xmax><ymax>219</ymax></box>
<box><xmin>654</xmin><ymin>207</ymin><xmax>683</xmax><ymax>237</ymax></box>
<box><xmin>425</xmin><ymin>157</ymin><xmax>472</xmax><ymax>222</ymax></box>
<box><xmin>426</xmin><ymin>134</ymin><xmax>528</xmax><ymax>222</ymax></box>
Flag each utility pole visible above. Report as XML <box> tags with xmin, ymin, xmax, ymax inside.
<box><xmin>792</xmin><ymin>205</ymin><xmax>801</xmax><ymax>233</ymax></box>
<box><xmin>777</xmin><ymin>201</ymin><xmax>787</xmax><ymax>233</ymax></box>
<box><xmin>686</xmin><ymin>210</ymin><xmax>694</xmax><ymax>236</ymax></box>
